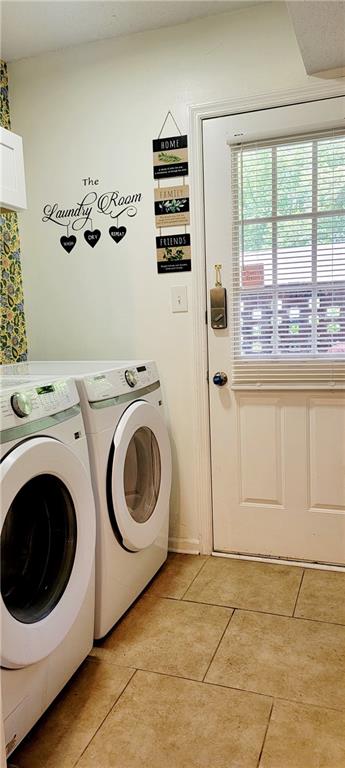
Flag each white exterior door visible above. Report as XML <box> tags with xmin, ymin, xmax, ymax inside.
<box><xmin>203</xmin><ymin>97</ymin><xmax>345</xmax><ymax>565</ymax></box>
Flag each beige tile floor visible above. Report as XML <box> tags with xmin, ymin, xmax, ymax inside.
<box><xmin>10</xmin><ymin>555</ymin><xmax>345</xmax><ymax>768</ymax></box>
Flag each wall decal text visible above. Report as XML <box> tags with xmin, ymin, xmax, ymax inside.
<box><xmin>60</xmin><ymin>235</ymin><xmax>76</xmax><ymax>253</ymax></box>
<box><xmin>109</xmin><ymin>226</ymin><xmax>127</xmax><ymax>243</ymax></box>
<box><xmin>42</xmin><ymin>184</ymin><xmax>142</xmax><ymax>252</ymax></box>
<box><xmin>84</xmin><ymin>229</ymin><xmax>101</xmax><ymax>248</ymax></box>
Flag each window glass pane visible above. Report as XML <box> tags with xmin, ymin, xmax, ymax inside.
<box><xmin>277</xmin><ymin>141</ymin><xmax>312</xmax><ymax>216</ymax></box>
<box><xmin>241</xmin><ymin>223</ymin><xmax>272</xmax><ymax>286</ymax></box>
<box><xmin>124</xmin><ymin>427</ymin><xmax>161</xmax><ymax>523</ymax></box>
<box><xmin>240</xmin><ymin>292</ymin><xmax>273</xmax><ymax>356</ymax></box>
<box><xmin>1</xmin><ymin>475</ymin><xmax>77</xmax><ymax>624</ymax></box>
<box><xmin>277</xmin><ymin>219</ymin><xmax>312</xmax><ymax>284</ymax></box>
<box><xmin>317</xmin><ymin>286</ymin><xmax>345</xmax><ymax>354</ymax></box>
<box><xmin>318</xmin><ymin>136</ymin><xmax>345</xmax><ymax>212</ymax></box>
<box><xmin>317</xmin><ymin>215</ymin><xmax>345</xmax><ymax>283</ymax></box>
<box><xmin>277</xmin><ymin>290</ymin><xmax>312</xmax><ymax>353</ymax></box>
<box><xmin>241</xmin><ymin>148</ymin><xmax>272</xmax><ymax>219</ymax></box>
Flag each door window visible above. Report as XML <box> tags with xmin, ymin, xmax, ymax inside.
<box><xmin>124</xmin><ymin>427</ymin><xmax>161</xmax><ymax>523</ymax></box>
<box><xmin>1</xmin><ymin>474</ymin><xmax>77</xmax><ymax>624</ymax></box>
<box><xmin>231</xmin><ymin>130</ymin><xmax>345</xmax><ymax>387</ymax></box>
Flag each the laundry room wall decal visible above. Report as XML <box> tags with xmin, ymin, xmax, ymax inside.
<box><xmin>42</xmin><ymin>181</ymin><xmax>142</xmax><ymax>251</ymax></box>
<box><xmin>84</xmin><ymin>229</ymin><xmax>101</xmax><ymax>247</ymax></box>
<box><xmin>60</xmin><ymin>235</ymin><xmax>77</xmax><ymax>253</ymax></box>
<box><xmin>109</xmin><ymin>226</ymin><xmax>126</xmax><ymax>243</ymax></box>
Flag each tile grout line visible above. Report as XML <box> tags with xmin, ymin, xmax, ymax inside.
<box><xmin>203</xmin><ymin>679</ymin><xmax>345</xmax><ymax>713</ymax></box>
<box><xmin>73</xmin><ymin>668</ymin><xmax>137</xmax><ymax>768</ymax></box>
<box><xmin>90</xmin><ymin>658</ymin><xmax>232</xmax><ymax>687</ymax></box>
<box><xmin>101</xmin><ymin>664</ymin><xmax>345</xmax><ymax>713</ymax></box>
<box><xmin>201</xmin><ymin>608</ymin><xmax>236</xmax><ymax>683</ymax></box>
<box><xmin>179</xmin><ymin>555</ymin><xmax>210</xmax><ymax>601</ymax></box>
<box><xmin>180</xmin><ymin>597</ymin><xmax>345</xmax><ymax>628</ymax></box>
<box><xmin>268</xmin><ymin>693</ymin><xmax>345</xmax><ymax>714</ymax></box>
<box><xmin>292</xmin><ymin>568</ymin><xmax>306</xmax><ymax>617</ymax></box>
<box><xmin>256</xmin><ymin>698</ymin><xmax>274</xmax><ymax>768</ymax></box>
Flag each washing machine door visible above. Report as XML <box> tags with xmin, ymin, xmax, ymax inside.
<box><xmin>0</xmin><ymin>436</ymin><xmax>95</xmax><ymax>669</ymax></box>
<box><xmin>109</xmin><ymin>400</ymin><xmax>171</xmax><ymax>552</ymax></box>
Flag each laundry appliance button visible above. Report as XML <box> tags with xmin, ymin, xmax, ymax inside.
<box><xmin>124</xmin><ymin>369</ymin><xmax>137</xmax><ymax>388</ymax></box>
<box><xmin>11</xmin><ymin>392</ymin><xmax>33</xmax><ymax>418</ymax></box>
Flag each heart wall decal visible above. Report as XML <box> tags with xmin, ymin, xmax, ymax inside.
<box><xmin>109</xmin><ymin>226</ymin><xmax>126</xmax><ymax>243</ymax></box>
<box><xmin>60</xmin><ymin>235</ymin><xmax>76</xmax><ymax>253</ymax></box>
<box><xmin>84</xmin><ymin>229</ymin><xmax>101</xmax><ymax>248</ymax></box>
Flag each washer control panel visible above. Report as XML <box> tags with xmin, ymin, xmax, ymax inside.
<box><xmin>84</xmin><ymin>361</ymin><xmax>159</xmax><ymax>402</ymax></box>
<box><xmin>0</xmin><ymin>377</ymin><xmax>79</xmax><ymax>428</ymax></box>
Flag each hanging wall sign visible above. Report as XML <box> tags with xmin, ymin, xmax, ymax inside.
<box><xmin>153</xmin><ymin>135</ymin><xmax>188</xmax><ymax>179</ymax></box>
<box><xmin>156</xmin><ymin>233</ymin><xmax>191</xmax><ymax>274</ymax></box>
<box><xmin>154</xmin><ymin>185</ymin><xmax>190</xmax><ymax>228</ymax></box>
<box><xmin>153</xmin><ymin>111</ymin><xmax>192</xmax><ymax>273</ymax></box>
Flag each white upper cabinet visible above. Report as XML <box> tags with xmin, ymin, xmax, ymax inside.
<box><xmin>0</xmin><ymin>127</ymin><xmax>27</xmax><ymax>211</ymax></box>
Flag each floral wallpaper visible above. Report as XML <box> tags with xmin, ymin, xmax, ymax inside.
<box><xmin>1</xmin><ymin>59</ymin><xmax>27</xmax><ymax>363</ymax></box>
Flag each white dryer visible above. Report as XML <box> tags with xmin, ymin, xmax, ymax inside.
<box><xmin>0</xmin><ymin>376</ymin><xmax>96</xmax><ymax>758</ymax></box>
<box><xmin>2</xmin><ymin>362</ymin><xmax>172</xmax><ymax>639</ymax></box>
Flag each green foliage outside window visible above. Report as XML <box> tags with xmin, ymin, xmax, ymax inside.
<box><xmin>239</xmin><ymin>138</ymin><xmax>345</xmax><ymax>252</ymax></box>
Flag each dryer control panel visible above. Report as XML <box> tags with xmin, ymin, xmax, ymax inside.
<box><xmin>84</xmin><ymin>361</ymin><xmax>159</xmax><ymax>402</ymax></box>
<box><xmin>0</xmin><ymin>377</ymin><xmax>79</xmax><ymax>427</ymax></box>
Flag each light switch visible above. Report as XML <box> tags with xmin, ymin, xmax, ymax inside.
<box><xmin>171</xmin><ymin>285</ymin><xmax>188</xmax><ymax>313</ymax></box>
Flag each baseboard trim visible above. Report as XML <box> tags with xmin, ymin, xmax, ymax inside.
<box><xmin>168</xmin><ymin>537</ymin><xmax>200</xmax><ymax>555</ymax></box>
<box><xmin>212</xmin><ymin>551</ymin><xmax>345</xmax><ymax>572</ymax></box>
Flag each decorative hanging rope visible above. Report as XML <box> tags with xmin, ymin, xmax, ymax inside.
<box><xmin>157</xmin><ymin>110</ymin><xmax>182</xmax><ymax>139</ymax></box>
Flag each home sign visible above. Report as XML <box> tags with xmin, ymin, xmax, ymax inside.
<box><xmin>153</xmin><ymin>135</ymin><xmax>188</xmax><ymax>179</ymax></box>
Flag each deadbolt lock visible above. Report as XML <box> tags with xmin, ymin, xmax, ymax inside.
<box><xmin>210</xmin><ymin>264</ymin><xmax>227</xmax><ymax>329</ymax></box>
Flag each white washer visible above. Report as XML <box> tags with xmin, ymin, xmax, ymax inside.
<box><xmin>2</xmin><ymin>362</ymin><xmax>172</xmax><ymax>639</ymax></box>
<box><xmin>0</xmin><ymin>376</ymin><xmax>96</xmax><ymax>758</ymax></box>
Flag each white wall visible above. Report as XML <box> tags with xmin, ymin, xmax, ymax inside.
<box><xmin>9</xmin><ymin>2</ymin><xmax>311</xmax><ymax>551</ymax></box>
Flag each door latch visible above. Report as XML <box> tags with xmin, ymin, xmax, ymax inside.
<box><xmin>210</xmin><ymin>264</ymin><xmax>227</xmax><ymax>329</ymax></box>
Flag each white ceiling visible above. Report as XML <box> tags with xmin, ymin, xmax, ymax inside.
<box><xmin>1</xmin><ymin>0</ymin><xmax>264</xmax><ymax>62</ymax></box>
<box><xmin>286</xmin><ymin>1</ymin><xmax>345</xmax><ymax>78</ymax></box>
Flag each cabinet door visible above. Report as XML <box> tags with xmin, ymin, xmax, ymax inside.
<box><xmin>0</xmin><ymin>127</ymin><xmax>27</xmax><ymax>211</ymax></box>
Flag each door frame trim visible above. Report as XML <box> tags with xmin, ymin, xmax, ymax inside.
<box><xmin>189</xmin><ymin>81</ymin><xmax>345</xmax><ymax>555</ymax></box>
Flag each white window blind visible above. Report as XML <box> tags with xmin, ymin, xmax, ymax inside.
<box><xmin>230</xmin><ymin>129</ymin><xmax>345</xmax><ymax>389</ymax></box>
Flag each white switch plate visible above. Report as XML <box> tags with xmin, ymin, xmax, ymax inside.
<box><xmin>171</xmin><ymin>285</ymin><xmax>188</xmax><ymax>313</ymax></box>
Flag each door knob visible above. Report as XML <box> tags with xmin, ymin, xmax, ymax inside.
<box><xmin>213</xmin><ymin>371</ymin><xmax>228</xmax><ymax>386</ymax></box>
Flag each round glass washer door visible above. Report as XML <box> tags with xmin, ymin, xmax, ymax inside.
<box><xmin>110</xmin><ymin>400</ymin><xmax>172</xmax><ymax>552</ymax></box>
<box><xmin>0</xmin><ymin>436</ymin><xmax>96</xmax><ymax>669</ymax></box>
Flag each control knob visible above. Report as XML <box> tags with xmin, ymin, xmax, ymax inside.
<box><xmin>125</xmin><ymin>369</ymin><xmax>137</xmax><ymax>388</ymax></box>
<box><xmin>11</xmin><ymin>392</ymin><xmax>33</xmax><ymax>418</ymax></box>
